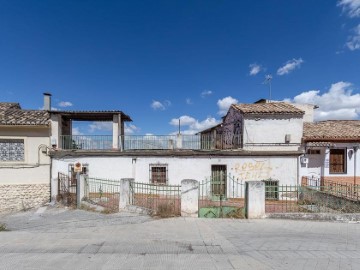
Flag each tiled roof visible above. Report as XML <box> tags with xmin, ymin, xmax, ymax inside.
<box><xmin>0</xmin><ymin>102</ymin><xmax>21</xmax><ymax>111</ymax></box>
<box><xmin>0</xmin><ymin>102</ymin><xmax>50</xmax><ymax>126</ymax></box>
<box><xmin>303</xmin><ymin>121</ymin><xmax>360</xmax><ymax>141</ymax></box>
<box><xmin>232</xmin><ymin>102</ymin><xmax>304</xmax><ymax>115</ymax></box>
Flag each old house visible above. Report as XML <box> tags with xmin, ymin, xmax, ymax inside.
<box><xmin>301</xmin><ymin>120</ymin><xmax>360</xmax><ymax>186</ymax></box>
<box><xmin>0</xmin><ymin>97</ymin><xmax>51</xmax><ymax>212</ymax></box>
<box><xmin>50</xmin><ymin>101</ymin><xmax>308</xmax><ymax>201</ymax></box>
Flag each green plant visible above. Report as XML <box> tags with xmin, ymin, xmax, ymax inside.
<box><xmin>156</xmin><ymin>202</ymin><xmax>175</xmax><ymax>218</ymax></box>
<box><xmin>0</xmin><ymin>223</ymin><xmax>7</xmax><ymax>231</ymax></box>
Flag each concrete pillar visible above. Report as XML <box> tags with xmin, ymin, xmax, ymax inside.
<box><xmin>181</xmin><ymin>179</ymin><xmax>199</xmax><ymax>217</ymax></box>
<box><xmin>79</xmin><ymin>174</ymin><xmax>86</xmax><ymax>201</ymax></box>
<box><xmin>119</xmin><ymin>178</ymin><xmax>134</xmax><ymax>210</ymax></box>
<box><xmin>112</xmin><ymin>114</ymin><xmax>121</xmax><ymax>149</ymax></box>
<box><xmin>245</xmin><ymin>181</ymin><xmax>265</xmax><ymax>219</ymax></box>
<box><xmin>176</xmin><ymin>134</ymin><xmax>182</xmax><ymax>149</ymax></box>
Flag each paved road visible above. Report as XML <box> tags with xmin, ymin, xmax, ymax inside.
<box><xmin>1</xmin><ymin>206</ymin><xmax>360</xmax><ymax>269</ymax></box>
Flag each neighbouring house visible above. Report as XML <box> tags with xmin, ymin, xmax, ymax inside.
<box><xmin>0</xmin><ymin>96</ymin><xmax>51</xmax><ymax>212</ymax></box>
<box><xmin>51</xmin><ymin>101</ymin><xmax>310</xmax><ymax>201</ymax></box>
<box><xmin>301</xmin><ymin>120</ymin><xmax>360</xmax><ymax>186</ymax></box>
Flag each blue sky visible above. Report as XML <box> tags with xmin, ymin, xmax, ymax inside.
<box><xmin>1</xmin><ymin>0</ymin><xmax>360</xmax><ymax>135</ymax></box>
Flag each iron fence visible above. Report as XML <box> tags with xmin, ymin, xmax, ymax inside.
<box><xmin>60</xmin><ymin>135</ymin><xmax>113</xmax><ymax>150</ymax></box>
<box><xmin>129</xmin><ymin>182</ymin><xmax>181</xmax><ymax>216</ymax></box>
<box><xmin>265</xmin><ymin>185</ymin><xmax>360</xmax><ymax>214</ymax></box>
<box><xmin>57</xmin><ymin>172</ymin><xmax>76</xmax><ymax>206</ymax></box>
<box><xmin>84</xmin><ymin>177</ymin><xmax>121</xmax><ymax>212</ymax></box>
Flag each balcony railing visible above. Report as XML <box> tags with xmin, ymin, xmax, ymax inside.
<box><xmin>59</xmin><ymin>134</ymin><xmax>243</xmax><ymax>151</ymax></box>
<box><xmin>60</xmin><ymin>135</ymin><xmax>113</xmax><ymax>150</ymax></box>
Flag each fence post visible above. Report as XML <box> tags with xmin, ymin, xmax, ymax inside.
<box><xmin>176</xmin><ymin>134</ymin><xmax>183</xmax><ymax>149</ymax></box>
<box><xmin>119</xmin><ymin>178</ymin><xmax>134</xmax><ymax>210</ymax></box>
<box><xmin>181</xmin><ymin>179</ymin><xmax>199</xmax><ymax>217</ymax></box>
<box><xmin>245</xmin><ymin>181</ymin><xmax>265</xmax><ymax>219</ymax></box>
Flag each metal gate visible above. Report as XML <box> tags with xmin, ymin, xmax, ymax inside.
<box><xmin>57</xmin><ymin>172</ymin><xmax>77</xmax><ymax>206</ymax></box>
<box><xmin>198</xmin><ymin>174</ymin><xmax>245</xmax><ymax>218</ymax></box>
<box><xmin>130</xmin><ymin>182</ymin><xmax>181</xmax><ymax>217</ymax></box>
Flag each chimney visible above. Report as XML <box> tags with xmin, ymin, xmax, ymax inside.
<box><xmin>43</xmin><ymin>92</ymin><xmax>52</xmax><ymax>110</ymax></box>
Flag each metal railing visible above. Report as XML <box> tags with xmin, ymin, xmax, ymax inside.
<box><xmin>265</xmin><ymin>184</ymin><xmax>360</xmax><ymax>214</ymax></box>
<box><xmin>129</xmin><ymin>181</ymin><xmax>181</xmax><ymax>216</ymax></box>
<box><xmin>60</xmin><ymin>135</ymin><xmax>113</xmax><ymax>150</ymax></box>
<box><xmin>84</xmin><ymin>177</ymin><xmax>121</xmax><ymax>212</ymax></box>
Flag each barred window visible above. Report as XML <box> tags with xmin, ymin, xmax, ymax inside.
<box><xmin>150</xmin><ymin>164</ymin><xmax>168</xmax><ymax>184</ymax></box>
<box><xmin>0</xmin><ymin>139</ymin><xmax>24</xmax><ymax>161</ymax></box>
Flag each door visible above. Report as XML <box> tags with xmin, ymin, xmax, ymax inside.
<box><xmin>211</xmin><ymin>165</ymin><xmax>227</xmax><ymax>198</ymax></box>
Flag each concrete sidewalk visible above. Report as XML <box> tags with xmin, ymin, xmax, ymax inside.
<box><xmin>1</xmin><ymin>207</ymin><xmax>360</xmax><ymax>269</ymax></box>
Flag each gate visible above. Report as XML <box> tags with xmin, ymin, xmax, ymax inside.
<box><xmin>198</xmin><ymin>174</ymin><xmax>245</xmax><ymax>218</ymax></box>
<box><xmin>84</xmin><ymin>177</ymin><xmax>121</xmax><ymax>212</ymax></box>
<box><xmin>129</xmin><ymin>182</ymin><xmax>181</xmax><ymax>216</ymax></box>
<box><xmin>57</xmin><ymin>172</ymin><xmax>77</xmax><ymax>206</ymax></box>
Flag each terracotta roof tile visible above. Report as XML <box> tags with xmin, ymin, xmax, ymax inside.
<box><xmin>0</xmin><ymin>103</ymin><xmax>50</xmax><ymax>126</ymax></box>
<box><xmin>232</xmin><ymin>102</ymin><xmax>304</xmax><ymax>115</ymax></box>
<box><xmin>303</xmin><ymin>121</ymin><xmax>360</xmax><ymax>141</ymax></box>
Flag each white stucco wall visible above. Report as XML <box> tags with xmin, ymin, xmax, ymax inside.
<box><xmin>0</xmin><ymin>127</ymin><xmax>51</xmax><ymax>184</ymax></box>
<box><xmin>52</xmin><ymin>155</ymin><xmax>299</xmax><ymax>188</ymax></box>
<box><xmin>243</xmin><ymin>115</ymin><xmax>303</xmax><ymax>151</ymax></box>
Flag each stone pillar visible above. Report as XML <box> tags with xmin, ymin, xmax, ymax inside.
<box><xmin>245</xmin><ymin>181</ymin><xmax>265</xmax><ymax>219</ymax></box>
<box><xmin>79</xmin><ymin>174</ymin><xmax>86</xmax><ymax>201</ymax></box>
<box><xmin>176</xmin><ymin>134</ymin><xmax>182</xmax><ymax>149</ymax></box>
<box><xmin>112</xmin><ymin>114</ymin><xmax>121</xmax><ymax>149</ymax></box>
<box><xmin>181</xmin><ymin>179</ymin><xmax>199</xmax><ymax>217</ymax></box>
<box><xmin>119</xmin><ymin>178</ymin><xmax>134</xmax><ymax>210</ymax></box>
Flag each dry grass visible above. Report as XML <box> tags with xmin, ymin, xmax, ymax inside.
<box><xmin>155</xmin><ymin>202</ymin><xmax>176</xmax><ymax>218</ymax></box>
<box><xmin>0</xmin><ymin>223</ymin><xmax>7</xmax><ymax>232</ymax></box>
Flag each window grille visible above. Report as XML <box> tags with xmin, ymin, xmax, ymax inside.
<box><xmin>150</xmin><ymin>164</ymin><xmax>168</xmax><ymax>184</ymax></box>
<box><xmin>0</xmin><ymin>139</ymin><xmax>24</xmax><ymax>161</ymax></box>
<box><xmin>263</xmin><ymin>180</ymin><xmax>279</xmax><ymax>200</ymax></box>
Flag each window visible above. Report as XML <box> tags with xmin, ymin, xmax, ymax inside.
<box><xmin>329</xmin><ymin>149</ymin><xmax>346</xmax><ymax>174</ymax></box>
<box><xmin>263</xmin><ymin>180</ymin><xmax>279</xmax><ymax>200</ymax></box>
<box><xmin>0</xmin><ymin>139</ymin><xmax>24</xmax><ymax>161</ymax></box>
<box><xmin>306</xmin><ymin>149</ymin><xmax>320</xmax><ymax>155</ymax></box>
<box><xmin>211</xmin><ymin>165</ymin><xmax>227</xmax><ymax>197</ymax></box>
<box><xmin>150</xmin><ymin>164</ymin><xmax>168</xmax><ymax>184</ymax></box>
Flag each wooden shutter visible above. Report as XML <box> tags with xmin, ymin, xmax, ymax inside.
<box><xmin>329</xmin><ymin>149</ymin><xmax>345</xmax><ymax>173</ymax></box>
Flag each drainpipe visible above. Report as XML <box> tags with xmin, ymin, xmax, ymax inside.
<box><xmin>354</xmin><ymin>146</ymin><xmax>358</xmax><ymax>186</ymax></box>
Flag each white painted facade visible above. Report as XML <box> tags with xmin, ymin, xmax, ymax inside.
<box><xmin>0</xmin><ymin>126</ymin><xmax>51</xmax><ymax>184</ymax></box>
<box><xmin>51</xmin><ymin>155</ymin><xmax>299</xmax><ymax>199</ymax></box>
<box><xmin>243</xmin><ymin>115</ymin><xmax>303</xmax><ymax>152</ymax></box>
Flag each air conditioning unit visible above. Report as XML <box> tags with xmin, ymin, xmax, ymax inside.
<box><xmin>300</xmin><ymin>157</ymin><xmax>309</xmax><ymax>164</ymax></box>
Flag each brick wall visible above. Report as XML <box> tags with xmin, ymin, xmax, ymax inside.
<box><xmin>323</xmin><ymin>176</ymin><xmax>360</xmax><ymax>185</ymax></box>
<box><xmin>0</xmin><ymin>183</ymin><xmax>50</xmax><ymax>213</ymax></box>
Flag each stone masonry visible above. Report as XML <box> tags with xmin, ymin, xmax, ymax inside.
<box><xmin>0</xmin><ymin>183</ymin><xmax>50</xmax><ymax>213</ymax></box>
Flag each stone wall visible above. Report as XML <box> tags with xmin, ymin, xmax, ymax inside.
<box><xmin>0</xmin><ymin>183</ymin><xmax>50</xmax><ymax>213</ymax></box>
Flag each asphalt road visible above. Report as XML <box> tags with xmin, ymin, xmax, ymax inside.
<box><xmin>1</xmin><ymin>206</ymin><xmax>360</xmax><ymax>269</ymax></box>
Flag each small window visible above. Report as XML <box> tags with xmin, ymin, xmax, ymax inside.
<box><xmin>263</xmin><ymin>180</ymin><xmax>279</xmax><ymax>200</ymax></box>
<box><xmin>329</xmin><ymin>149</ymin><xmax>346</xmax><ymax>174</ymax></box>
<box><xmin>150</xmin><ymin>164</ymin><xmax>168</xmax><ymax>184</ymax></box>
<box><xmin>306</xmin><ymin>149</ymin><xmax>320</xmax><ymax>155</ymax></box>
<box><xmin>0</xmin><ymin>139</ymin><xmax>24</xmax><ymax>161</ymax></box>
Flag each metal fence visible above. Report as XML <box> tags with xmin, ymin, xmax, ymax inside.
<box><xmin>84</xmin><ymin>177</ymin><xmax>121</xmax><ymax>212</ymax></box>
<box><xmin>129</xmin><ymin>182</ymin><xmax>181</xmax><ymax>216</ymax></box>
<box><xmin>57</xmin><ymin>172</ymin><xmax>76</xmax><ymax>206</ymax></box>
<box><xmin>60</xmin><ymin>135</ymin><xmax>113</xmax><ymax>150</ymax></box>
<box><xmin>265</xmin><ymin>184</ymin><xmax>360</xmax><ymax>214</ymax></box>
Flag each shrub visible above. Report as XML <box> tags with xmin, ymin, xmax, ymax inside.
<box><xmin>156</xmin><ymin>202</ymin><xmax>175</xmax><ymax>218</ymax></box>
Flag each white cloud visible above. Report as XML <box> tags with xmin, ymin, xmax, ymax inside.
<box><xmin>169</xmin><ymin>115</ymin><xmax>220</xmax><ymax>134</ymax></box>
<box><xmin>88</xmin><ymin>121</ymin><xmax>112</xmax><ymax>132</ymax></box>
<box><xmin>346</xmin><ymin>24</ymin><xmax>360</xmax><ymax>50</ymax></box>
<box><xmin>125</xmin><ymin>123</ymin><xmax>139</xmax><ymax>134</ymax></box>
<box><xmin>186</xmin><ymin>98</ymin><xmax>193</xmax><ymax>105</ymax></box>
<box><xmin>151</xmin><ymin>100</ymin><xmax>171</xmax><ymax>110</ymax></box>
<box><xmin>217</xmin><ymin>96</ymin><xmax>238</xmax><ymax>115</ymax></box>
<box><xmin>58</xmin><ymin>101</ymin><xmax>73</xmax><ymax>107</ymax></box>
<box><xmin>288</xmin><ymin>81</ymin><xmax>360</xmax><ymax>121</ymax></box>
<box><xmin>72</xmin><ymin>127</ymin><xmax>83</xmax><ymax>135</ymax></box>
<box><xmin>277</xmin><ymin>58</ymin><xmax>304</xmax><ymax>76</ymax></box>
<box><xmin>201</xmin><ymin>90</ymin><xmax>213</xmax><ymax>98</ymax></box>
<box><xmin>338</xmin><ymin>0</ymin><xmax>360</xmax><ymax>18</ymax></box>
<box><xmin>249</xmin><ymin>63</ymin><xmax>262</xmax><ymax>76</ymax></box>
